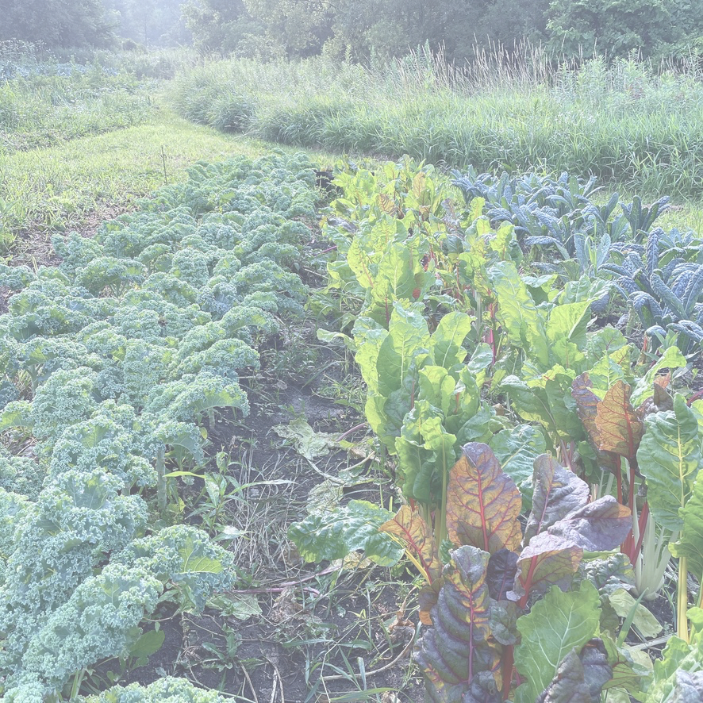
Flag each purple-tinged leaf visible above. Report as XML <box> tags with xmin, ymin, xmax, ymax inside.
<box><xmin>594</xmin><ymin>381</ymin><xmax>643</xmax><ymax>461</ymax></box>
<box><xmin>572</xmin><ymin>373</ymin><xmax>620</xmax><ymax>475</ymax></box>
<box><xmin>462</xmin><ymin>672</ymin><xmax>503</xmax><ymax>703</ymax></box>
<box><xmin>415</xmin><ymin>545</ymin><xmax>502</xmax><ymax>700</ymax></box>
<box><xmin>536</xmin><ymin>649</ymin><xmax>590</xmax><ymax>703</ymax></box>
<box><xmin>446</xmin><ymin>443</ymin><xmax>522</xmax><ymax>554</ymax></box>
<box><xmin>510</xmin><ymin>532</ymin><xmax>582</xmax><ymax>602</ymax></box>
<box><xmin>525</xmin><ymin>455</ymin><xmax>590</xmax><ymax>545</ymax></box>
<box><xmin>546</xmin><ymin>496</ymin><xmax>632</xmax><ymax>552</ymax></box>
<box><xmin>487</xmin><ymin>548</ymin><xmax>518</xmax><ymax>601</ymax></box>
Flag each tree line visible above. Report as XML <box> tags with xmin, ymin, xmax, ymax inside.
<box><xmin>1</xmin><ymin>0</ymin><xmax>702</xmax><ymax>61</ymax></box>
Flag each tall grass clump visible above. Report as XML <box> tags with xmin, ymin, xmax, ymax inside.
<box><xmin>171</xmin><ymin>47</ymin><xmax>703</xmax><ymax>199</ymax></box>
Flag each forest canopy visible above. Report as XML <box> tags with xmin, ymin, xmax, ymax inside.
<box><xmin>0</xmin><ymin>0</ymin><xmax>702</xmax><ymax>60</ymax></box>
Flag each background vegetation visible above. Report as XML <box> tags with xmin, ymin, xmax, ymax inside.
<box><xmin>170</xmin><ymin>50</ymin><xmax>703</xmax><ymax>199</ymax></box>
<box><xmin>2</xmin><ymin>0</ymin><xmax>703</xmax><ymax>60</ymax></box>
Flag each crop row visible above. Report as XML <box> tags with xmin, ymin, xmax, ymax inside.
<box><xmin>3</xmin><ymin>146</ymin><xmax>703</xmax><ymax>700</ymax></box>
<box><xmin>0</xmin><ymin>152</ymin><xmax>318</xmax><ymax>701</ymax></box>
<box><xmin>291</xmin><ymin>160</ymin><xmax>703</xmax><ymax>700</ymax></box>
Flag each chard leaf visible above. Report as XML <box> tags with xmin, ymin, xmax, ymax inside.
<box><xmin>500</xmin><ymin>376</ymin><xmax>557</xmax><ymax>435</ymax></box>
<box><xmin>600</xmin><ymin>633</ymin><xmax>651</xmax><ymax>694</ymax></box>
<box><xmin>415</xmin><ymin>545</ymin><xmax>502</xmax><ymax>701</ymax></box>
<box><xmin>489</xmin><ymin>425</ymin><xmax>546</xmax><ymax>502</ymax></box>
<box><xmin>489</xmin><ymin>261</ymin><xmax>549</xmax><ymax>368</ymax></box>
<box><xmin>545</xmin><ymin>496</ymin><xmax>632</xmax><ymax>552</ymax></box>
<box><xmin>637</xmin><ymin>394</ymin><xmax>701</xmax><ymax>531</ymax></box>
<box><xmin>379</xmin><ymin>505</ymin><xmax>440</xmax><ymax>583</ymax></box>
<box><xmin>581</xmin><ymin>553</ymin><xmax>635</xmax><ymax>595</ymax></box>
<box><xmin>534</xmin><ymin>648</ymin><xmax>591</xmax><ymax>703</ymax></box>
<box><xmin>511</xmin><ymin>531</ymin><xmax>583</xmax><ymax>600</ymax></box>
<box><xmin>535</xmin><ymin>640</ymin><xmax>612</xmax><ymax>703</ymax></box>
<box><xmin>670</xmin><ymin>472</ymin><xmax>703</xmax><ymax>583</ymax></box>
<box><xmin>376</xmin><ymin>302</ymin><xmax>430</xmax><ymax>396</ymax></box>
<box><xmin>546</xmin><ymin>300</ymin><xmax>591</xmax><ymax>351</ymax></box>
<box><xmin>514</xmin><ymin>580</ymin><xmax>601</xmax><ymax>702</ymax></box>
<box><xmin>486</xmin><ymin>548</ymin><xmax>518</xmax><ymax>601</ymax></box>
<box><xmin>446</xmin><ymin>443</ymin><xmax>522</xmax><ymax>554</ymax></box>
<box><xmin>594</xmin><ymin>380</ymin><xmax>643</xmax><ymax>461</ymax></box>
<box><xmin>643</xmin><ymin>631</ymin><xmax>703</xmax><ymax>702</ymax></box>
<box><xmin>630</xmin><ymin>346</ymin><xmax>686</xmax><ymax>407</ymax></box>
<box><xmin>607</xmin><ymin>589</ymin><xmax>662</xmax><ymax>639</ymax></box>
<box><xmin>525</xmin><ymin>454</ymin><xmax>590</xmax><ymax>545</ymax></box>
<box><xmin>430</xmin><ymin>311</ymin><xmax>473</xmax><ymax>370</ymax></box>
<box><xmin>287</xmin><ymin>500</ymin><xmax>403</xmax><ymax>566</ymax></box>
<box><xmin>571</xmin><ymin>373</ymin><xmax>620</xmax><ymax>475</ymax></box>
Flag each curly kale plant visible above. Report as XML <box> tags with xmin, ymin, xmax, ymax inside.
<box><xmin>0</xmin><ymin>152</ymin><xmax>319</xmax><ymax>699</ymax></box>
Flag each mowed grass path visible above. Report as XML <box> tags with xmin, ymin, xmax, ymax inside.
<box><xmin>0</xmin><ymin>103</ymin><xmax>336</xmax><ymax>252</ymax></box>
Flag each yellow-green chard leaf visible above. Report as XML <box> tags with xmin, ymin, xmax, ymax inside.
<box><xmin>637</xmin><ymin>394</ymin><xmax>701</xmax><ymax>532</ymax></box>
<box><xmin>489</xmin><ymin>261</ymin><xmax>549</xmax><ymax>368</ymax></box>
<box><xmin>671</xmin><ymin>472</ymin><xmax>703</xmax><ymax>583</ymax></box>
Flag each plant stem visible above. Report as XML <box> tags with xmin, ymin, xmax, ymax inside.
<box><xmin>501</xmin><ymin>645</ymin><xmax>514</xmax><ymax>700</ymax></box>
<box><xmin>70</xmin><ymin>669</ymin><xmax>85</xmax><ymax>700</ymax></box>
<box><xmin>678</xmin><ymin>556</ymin><xmax>689</xmax><ymax>642</ymax></box>
<box><xmin>156</xmin><ymin>444</ymin><xmax>167</xmax><ymax>516</ymax></box>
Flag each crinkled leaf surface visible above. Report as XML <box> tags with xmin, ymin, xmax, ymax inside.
<box><xmin>288</xmin><ymin>500</ymin><xmax>403</xmax><ymax>566</ymax></box>
<box><xmin>594</xmin><ymin>381</ymin><xmax>643</xmax><ymax>460</ymax></box>
<box><xmin>486</xmin><ymin>548</ymin><xmax>519</xmax><ymax>601</ymax></box>
<box><xmin>534</xmin><ymin>648</ymin><xmax>591</xmax><ymax>703</ymax></box>
<box><xmin>511</xmin><ymin>531</ymin><xmax>583</xmax><ymax>600</ymax></box>
<box><xmin>515</xmin><ymin>581</ymin><xmax>601</xmax><ymax>702</ymax></box>
<box><xmin>581</xmin><ymin>553</ymin><xmax>635</xmax><ymax>596</ymax></box>
<box><xmin>489</xmin><ymin>425</ymin><xmax>546</xmax><ymax>501</ymax></box>
<box><xmin>379</xmin><ymin>504</ymin><xmax>439</xmax><ymax>582</ymax></box>
<box><xmin>525</xmin><ymin>454</ymin><xmax>590</xmax><ymax>545</ymax></box>
<box><xmin>446</xmin><ymin>443</ymin><xmax>522</xmax><ymax>554</ymax></box>
<box><xmin>637</xmin><ymin>394</ymin><xmax>701</xmax><ymax>531</ymax></box>
<box><xmin>415</xmin><ymin>545</ymin><xmax>501</xmax><ymax>701</ymax></box>
<box><xmin>545</xmin><ymin>496</ymin><xmax>632</xmax><ymax>552</ymax></box>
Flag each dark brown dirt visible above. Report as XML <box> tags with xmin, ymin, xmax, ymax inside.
<box><xmin>115</xmin><ymin>345</ymin><xmax>423</xmax><ymax>702</ymax></box>
<box><xmin>0</xmin><ymin>203</ymin><xmax>137</xmax><ymax>314</ymax></box>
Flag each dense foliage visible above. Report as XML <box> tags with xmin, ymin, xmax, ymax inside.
<box><xmin>0</xmin><ymin>0</ymin><xmax>115</xmax><ymax>49</ymax></box>
<box><xmin>291</xmin><ymin>158</ymin><xmax>703</xmax><ymax>700</ymax></box>
<box><xmin>0</xmin><ymin>61</ymin><xmax>153</xmax><ymax>153</ymax></box>
<box><xmin>182</xmin><ymin>0</ymin><xmax>703</xmax><ymax>60</ymax></box>
<box><xmin>0</xmin><ymin>152</ymin><xmax>318</xmax><ymax>700</ymax></box>
<box><xmin>172</xmin><ymin>53</ymin><xmax>703</xmax><ymax>199</ymax></box>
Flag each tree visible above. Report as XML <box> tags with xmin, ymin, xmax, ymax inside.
<box><xmin>0</xmin><ymin>0</ymin><xmax>115</xmax><ymax>48</ymax></box>
<box><xmin>104</xmin><ymin>0</ymin><xmax>190</xmax><ymax>48</ymax></box>
<box><xmin>546</xmin><ymin>0</ymin><xmax>703</xmax><ymax>59</ymax></box>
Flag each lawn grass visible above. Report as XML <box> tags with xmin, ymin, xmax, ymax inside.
<box><xmin>0</xmin><ymin>103</ymin><xmax>338</xmax><ymax>253</ymax></box>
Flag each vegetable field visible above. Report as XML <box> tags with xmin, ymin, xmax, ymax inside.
<box><xmin>2</xmin><ymin>145</ymin><xmax>703</xmax><ymax>702</ymax></box>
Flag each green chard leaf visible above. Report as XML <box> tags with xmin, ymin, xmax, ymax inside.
<box><xmin>671</xmin><ymin>471</ymin><xmax>703</xmax><ymax>583</ymax></box>
<box><xmin>489</xmin><ymin>261</ymin><xmax>549</xmax><ymax>369</ymax></box>
<box><xmin>514</xmin><ymin>581</ymin><xmax>602</xmax><ymax>702</ymax></box>
<box><xmin>637</xmin><ymin>394</ymin><xmax>701</xmax><ymax>532</ymax></box>
<box><xmin>287</xmin><ymin>500</ymin><xmax>403</xmax><ymax>566</ymax></box>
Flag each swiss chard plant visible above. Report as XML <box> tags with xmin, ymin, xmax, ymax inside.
<box><xmin>382</xmin><ymin>443</ymin><xmax>632</xmax><ymax>701</ymax></box>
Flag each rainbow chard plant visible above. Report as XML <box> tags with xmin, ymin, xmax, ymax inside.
<box><xmin>381</xmin><ymin>442</ymin><xmax>631</xmax><ymax>701</ymax></box>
